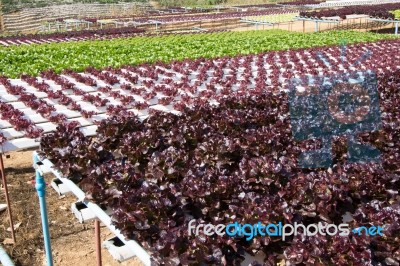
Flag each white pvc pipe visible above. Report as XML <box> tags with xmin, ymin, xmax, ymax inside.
<box><xmin>0</xmin><ymin>245</ymin><xmax>15</xmax><ymax>266</ymax></box>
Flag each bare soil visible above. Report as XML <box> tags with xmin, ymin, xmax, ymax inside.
<box><xmin>0</xmin><ymin>150</ymin><xmax>143</xmax><ymax>266</ymax></box>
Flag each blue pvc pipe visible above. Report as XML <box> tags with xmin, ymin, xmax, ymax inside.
<box><xmin>33</xmin><ymin>154</ymin><xmax>54</xmax><ymax>266</ymax></box>
<box><xmin>0</xmin><ymin>244</ymin><xmax>15</xmax><ymax>266</ymax></box>
<box><xmin>395</xmin><ymin>22</ymin><xmax>399</xmax><ymax>35</ymax></box>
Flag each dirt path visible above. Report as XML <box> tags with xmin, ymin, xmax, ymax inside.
<box><xmin>0</xmin><ymin>150</ymin><xmax>143</xmax><ymax>266</ymax></box>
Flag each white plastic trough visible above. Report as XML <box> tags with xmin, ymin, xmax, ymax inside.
<box><xmin>71</xmin><ymin>201</ymin><xmax>112</xmax><ymax>223</ymax></box>
<box><xmin>102</xmin><ymin>236</ymin><xmax>136</xmax><ymax>262</ymax></box>
<box><xmin>50</xmin><ymin>178</ymin><xmax>72</xmax><ymax>196</ymax></box>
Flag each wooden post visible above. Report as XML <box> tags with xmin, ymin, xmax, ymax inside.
<box><xmin>303</xmin><ymin>20</ymin><xmax>305</xmax><ymax>33</ymax></box>
<box><xmin>0</xmin><ymin>154</ymin><xmax>16</xmax><ymax>243</ymax></box>
<box><xmin>95</xmin><ymin>220</ymin><xmax>102</xmax><ymax>266</ymax></box>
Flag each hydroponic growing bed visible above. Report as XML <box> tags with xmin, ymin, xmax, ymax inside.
<box><xmin>1</xmin><ymin>39</ymin><xmax>400</xmax><ymax>150</ymax></box>
<box><xmin>0</xmin><ymin>37</ymin><xmax>399</xmax><ymax>265</ymax></box>
<box><xmin>0</xmin><ymin>27</ymin><xmax>146</xmax><ymax>47</ymax></box>
<box><xmin>37</xmin><ymin>73</ymin><xmax>400</xmax><ymax>264</ymax></box>
<box><xmin>2</xmin><ymin>30</ymin><xmax>395</xmax><ymax>78</ymax></box>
